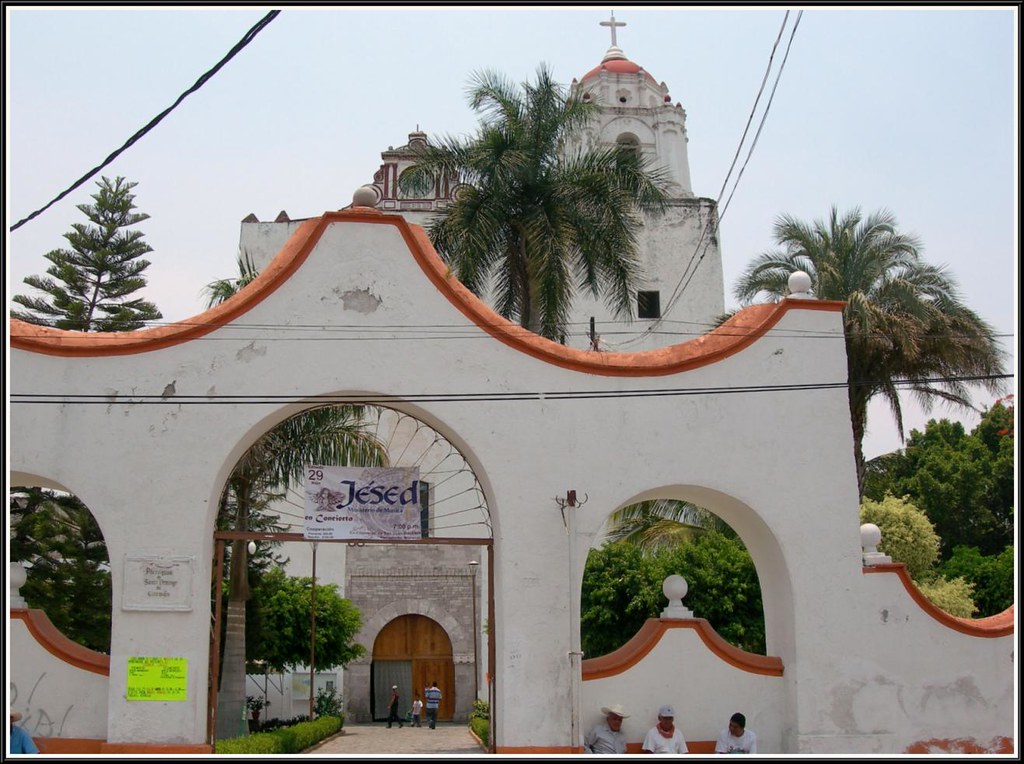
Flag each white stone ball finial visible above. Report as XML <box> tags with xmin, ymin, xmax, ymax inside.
<box><xmin>352</xmin><ymin>185</ymin><xmax>378</xmax><ymax>208</ymax></box>
<box><xmin>787</xmin><ymin>270</ymin><xmax>814</xmax><ymax>299</ymax></box>
<box><xmin>661</xmin><ymin>574</ymin><xmax>694</xmax><ymax>619</ymax></box>
<box><xmin>10</xmin><ymin>561</ymin><xmax>28</xmax><ymax>608</ymax></box>
<box><xmin>860</xmin><ymin>523</ymin><xmax>891</xmax><ymax>566</ymax></box>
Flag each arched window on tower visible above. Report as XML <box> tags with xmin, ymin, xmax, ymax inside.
<box><xmin>615</xmin><ymin>133</ymin><xmax>641</xmax><ymax>168</ymax></box>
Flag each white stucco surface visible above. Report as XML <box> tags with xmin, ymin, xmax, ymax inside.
<box><xmin>8</xmin><ymin>210</ymin><xmax>1014</xmax><ymax>752</ymax></box>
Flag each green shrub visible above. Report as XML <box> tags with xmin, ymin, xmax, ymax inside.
<box><xmin>915</xmin><ymin>576</ymin><xmax>978</xmax><ymax>618</ymax></box>
<box><xmin>314</xmin><ymin>687</ymin><xmax>343</xmax><ymax>720</ymax></box>
<box><xmin>469</xmin><ymin>699</ymin><xmax>489</xmax><ymax>748</ymax></box>
<box><xmin>214</xmin><ymin>715</ymin><xmax>342</xmax><ymax>754</ymax></box>
<box><xmin>860</xmin><ymin>495</ymin><xmax>939</xmax><ymax>579</ymax></box>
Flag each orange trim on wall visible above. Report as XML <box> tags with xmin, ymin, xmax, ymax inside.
<box><xmin>625</xmin><ymin>740</ymin><xmax>717</xmax><ymax>753</ymax></box>
<box><xmin>903</xmin><ymin>736</ymin><xmax>1014</xmax><ymax>754</ymax></box>
<box><xmin>32</xmin><ymin>738</ymin><xmax>214</xmax><ymax>754</ymax></box>
<box><xmin>100</xmin><ymin>742</ymin><xmax>214</xmax><ymax>754</ymax></box>
<box><xmin>10</xmin><ymin>208</ymin><xmax>845</xmax><ymax>377</ymax></box>
<box><xmin>11</xmin><ymin>608</ymin><xmax>110</xmax><ymax>675</ymax></box>
<box><xmin>35</xmin><ymin>737</ymin><xmax>105</xmax><ymax>754</ymax></box>
<box><xmin>863</xmin><ymin>564</ymin><xmax>1014</xmax><ymax>637</ymax></box>
<box><xmin>582</xmin><ymin>617</ymin><xmax>783</xmax><ymax>680</ymax></box>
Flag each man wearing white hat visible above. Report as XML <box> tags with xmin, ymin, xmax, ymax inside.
<box><xmin>641</xmin><ymin>704</ymin><xmax>688</xmax><ymax>754</ymax></box>
<box><xmin>386</xmin><ymin>685</ymin><xmax>404</xmax><ymax>729</ymax></box>
<box><xmin>584</xmin><ymin>703</ymin><xmax>628</xmax><ymax>754</ymax></box>
<box><xmin>10</xmin><ymin>711</ymin><xmax>39</xmax><ymax>754</ymax></box>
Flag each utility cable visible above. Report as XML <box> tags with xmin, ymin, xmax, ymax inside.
<box><xmin>10</xmin><ymin>373</ymin><xmax>1012</xmax><ymax>406</ymax></box>
<box><xmin>618</xmin><ymin>10</ymin><xmax>798</xmax><ymax>349</ymax></box>
<box><xmin>9</xmin><ymin>10</ymin><xmax>281</xmax><ymax>233</ymax></box>
<box><xmin>718</xmin><ymin>11</ymin><xmax>802</xmax><ymax>223</ymax></box>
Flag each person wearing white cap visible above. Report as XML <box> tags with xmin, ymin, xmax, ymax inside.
<box><xmin>386</xmin><ymin>684</ymin><xmax>404</xmax><ymax>729</ymax></box>
<box><xmin>584</xmin><ymin>703</ymin><xmax>629</xmax><ymax>754</ymax></box>
<box><xmin>641</xmin><ymin>704</ymin><xmax>688</xmax><ymax>754</ymax></box>
<box><xmin>9</xmin><ymin>711</ymin><xmax>39</xmax><ymax>754</ymax></box>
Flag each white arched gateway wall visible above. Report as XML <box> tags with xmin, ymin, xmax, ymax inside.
<box><xmin>9</xmin><ymin>205</ymin><xmax>1014</xmax><ymax>754</ymax></box>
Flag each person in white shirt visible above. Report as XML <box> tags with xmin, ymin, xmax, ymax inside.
<box><xmin>641</xmin><ymin>704</ymin><xmax>688</xmax><ymax>754</ymax></box>
<box><xmin>715</xmin><ymin>712</ymin><xmax>757</xmax><ymax>754</ymax></box>
<box><xmin>584</xmin><ymin>703</ymin><xmax>628</xmax><ymax>754</ymax></box>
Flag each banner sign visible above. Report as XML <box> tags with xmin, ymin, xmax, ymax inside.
<box><xmin>304</xmin><ymin>465</ymin><xmax>422</xmax><ymax>540</ymax></box>
<box><xmin>126</xmin><ymin>656</ymin><xmax>188</xmax><ymax>701</ymax></box>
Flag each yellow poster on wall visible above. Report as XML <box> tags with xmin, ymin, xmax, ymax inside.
<box><xmin>126</xmin><ymin>656</ymin><xmax>188</xmax><ymax>701</ymax></box>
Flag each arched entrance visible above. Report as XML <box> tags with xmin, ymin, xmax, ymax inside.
<box><xmin>371</xmin><ymin>614</ymin><xmax>455</xmax><ymax>721</ymax></box>
<box><xmin>208</xmin><ymin>403</ymin><xmax>493</xmax><ymax>741</ymax></box>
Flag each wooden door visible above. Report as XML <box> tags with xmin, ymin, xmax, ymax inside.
<box><xmin>373</xmin><ymin>615</ymin><xmax>455</xmax><ymax>720</ymax></box>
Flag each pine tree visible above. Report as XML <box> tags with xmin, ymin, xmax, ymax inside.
<box><xmin>12</xmin><ymin>176</ymin><xmax>162</xmax><ymax>331</ymax></box>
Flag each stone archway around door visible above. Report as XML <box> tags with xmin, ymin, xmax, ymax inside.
<box><xmin>372</xmin><ymin>614</ymin><xmax>455</xmax><ymax>722</ymax></box>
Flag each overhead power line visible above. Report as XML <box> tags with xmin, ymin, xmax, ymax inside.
<box><xmin>9</xmin><ymin>374</ymin><xmax>1011</xmax><ymax>406</ymax></box>
<box><xmin>9</xmin><ymin>10</ymin><xmax>281</xmax><ymax>233</ymax></box>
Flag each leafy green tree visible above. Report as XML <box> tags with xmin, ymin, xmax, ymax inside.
<box><xmin>249</xmin><ymin>567</ymin><xmax>365</xmax><ymax>673</ymax></box>
<box><xmin>863</xmin><ymin>399</ymin><xmax>1014</xmax><ymax>557</ymax></box>
<box><xmin>938</xmin><ymin>545</ymin><xmax>1014</xmax><ymax>617</ymax></box>
<box><xmin>654</xmin><ymin>533</ymin><xmax>765</xmax><ymax>654</ymax></box>
<box><xmin>9</xmin><ymin>488</ymin><xmax>112</xmax><ymax>653</ymax></box>
<box><xmin>733</xmin><ymin>206</ymin><xmax>1005</xmax><ymax>496</ymax></box>
<box><xmin>12</xmin><ymin>176</ymin><xmax>162</xmax><ymax>331</ymax></box>
<box><xmin>581</xmin><ymin>533</ymin><xmax>765</xmax><ymax>658</ymax></box>
<box><xmin>581</xmin><ymin>542</ymin><xmax>662</xmax><ymax>658</ymax></box>
<box><xmin>859</xmin><ymin>495</ymin><xmax>940</xmax><ymax>580</ymax></box>
<box><xmin>400</xmin><ymin>64</ymin><xmax>670</xmax><ymax>341</ymax></box>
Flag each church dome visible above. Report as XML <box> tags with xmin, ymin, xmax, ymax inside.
<box><xmin>581</xmin><ymin>46</ymin><xmax>657</xmax><ymax>85</ymax></box>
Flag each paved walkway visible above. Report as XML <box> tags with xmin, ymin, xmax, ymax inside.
<box><xmin>305</xmin><ymin>722</ymin><xmax>487</xmax><ymax>757</ymax></box>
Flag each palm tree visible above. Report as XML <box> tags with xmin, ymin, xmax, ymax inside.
<box><xmin>206</xmin><ymin>258</ymin><xmax>389</xmax><ymax>737</ymax></box>
<box><xmin>399</xmin><ymin>63</ymin><xmax>671</xmax><ymax>341</ymax></box>
<box><xmin>733</xmin><ymin>206</ymin><xmax>1005</xmax><ymax>495</ymax></box>
<box><xmin>604</xmin><ymin>499</ymin><xmax>733</xmax><ymax>555</ymax></box>
<box><xmin>202</xmin><ymin>251</ymin><xmax>260</xmax><ymax>309</ymax></box>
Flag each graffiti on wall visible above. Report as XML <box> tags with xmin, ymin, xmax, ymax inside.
<box><xmin>11</xmin><ymin>672</ymin><xmax>76</xmax><ymax>737</ymax></box>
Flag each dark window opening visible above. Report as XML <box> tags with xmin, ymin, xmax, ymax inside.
<box><xmin>638</xmin><ymin>291</ymin><xmax>661</xmax><ymax>319</ymax></box>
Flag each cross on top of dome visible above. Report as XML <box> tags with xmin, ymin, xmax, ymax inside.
<box><xmin>600</xmin><ymin>11</ymin><xmax>625</xmax><ymax>47</ymax></box>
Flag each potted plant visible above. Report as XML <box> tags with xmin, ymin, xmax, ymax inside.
<box><xmin>246</xmin><ymin>695</ymin><xmax>268</xmax><ymax>730</ymax></box>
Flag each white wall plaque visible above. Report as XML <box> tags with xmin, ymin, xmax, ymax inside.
<box><xmin>122</xmin><ymin>556</ymin><xmax>194</xmax><ymax>611</ymax></box>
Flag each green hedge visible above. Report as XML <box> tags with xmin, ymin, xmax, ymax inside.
<box><xmin>215</xmin><ymin>715</ymin><xmax>342</xmax><ymax>754</ymax></box>
<box><xmin>469</xmin><ymin>699</ymin><xmax>489</xmax><ymax>749</ymax></box>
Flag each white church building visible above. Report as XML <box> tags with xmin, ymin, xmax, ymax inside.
<box><xmin>8</xmin><ymin>17</ymin><xmax>1015</xmax><ymax>756</ymax></box>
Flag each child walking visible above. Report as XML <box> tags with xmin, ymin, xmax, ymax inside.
<box><xmin>411</xmin><ymin>693</ymin><xmax>423</xmax><ymax>727</ymax></box>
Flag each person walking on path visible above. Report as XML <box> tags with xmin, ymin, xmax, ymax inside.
<box><xmin>411</xmin><ymin>693</ymin><xmax>424</xmax><ymax>727</ymax></box>
<box><xmin>386</xmin><ymin>685</ymin><xmax>404</xmax><ymax>728</ymax></box>
<box><xmin>424</xmin><ymin>680</ymin><xmax>442</xmax><ymax>729</ymax></box>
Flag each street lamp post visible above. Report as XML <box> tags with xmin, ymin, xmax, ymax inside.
<box><xmin>309</xmin><ymin>541</ymin><xmax>318</xmax><ymax>721</ymax></box>
<box><xmin>468</xmin><ymin>560</ymin><xmax>479</xmax><ymax>702</ymax></box>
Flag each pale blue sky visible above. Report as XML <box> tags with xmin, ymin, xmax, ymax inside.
<box><xmin>5</xmin><ymin>5</ymin><xmax>1018</xmax><ymax>458</ymax></box>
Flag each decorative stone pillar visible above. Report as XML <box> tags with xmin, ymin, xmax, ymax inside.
<box><xmin>860</xmin><ymin>523</ymin><xmax>892</xmax><ymax>566</ymax></box>
<box><xmin>10</xmin><ymin>561</ymin><xmax>28</xmax><ymax>608</ymax></box>
<box><xmin>787</xmin><ymin>270</ymin><xmax>815</xmax><ymax>299</ymax></box>
<box><xmin>660</xmin><ymin>574</ymin><xmax>694</xmax><ymax>619</ymax></box>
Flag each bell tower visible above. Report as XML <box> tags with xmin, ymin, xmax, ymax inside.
<box><xmin>562</xmin><ymin>12</ymin><xmax>724</xmax><ymax>352</ymax></box>
<box><xmin>568</xmin><ymin>12</ymin><xmax>693</xmax><ymax>198</ymax></box>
